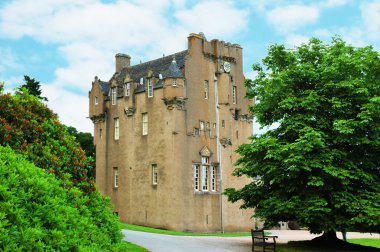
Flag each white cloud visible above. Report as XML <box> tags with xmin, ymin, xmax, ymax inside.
<box><xmin>0</xmin><ymin>0</ymin><xmax>248</xmax><ymax>133</ymax></box>
<box><xmin>285</xmin><ymin>34</ymin><xmax>310</xmax><ymax>47</ymax></box>
<box><xmin>266</xmin><ymin>4</ymin><xmax>320</xmax><ymax>33</ymax></box>
<box><xmin>361</xmin><ymin>0</ymin><xmax>380</xmax><ymax>40</ymax></box>
<box><xmin>175</xmin><ymin>1</ymin><xmax>248</xmax><ymax>38</ymax></box>
<box><xmin>0</xmin><ymin>47</ymin><xmax>22</xmax><ymax>73</ymax></box>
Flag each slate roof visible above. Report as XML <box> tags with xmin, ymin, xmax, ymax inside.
<box><xmin>99</xmin><ymin>50</ymin><xmax>187</xmax><ymax>96</ymax></box>
<box><xmin>99</xmin><ymin>80</ymin><xmax>110</xmax><ymax>95</ymax></box>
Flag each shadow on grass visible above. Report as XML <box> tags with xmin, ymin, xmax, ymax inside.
<box><xmin>277</xmin><ymin>238</ymin><xmax>379</xmax><ymax>252</ymax></box>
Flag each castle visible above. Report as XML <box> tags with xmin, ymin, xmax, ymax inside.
<box><xmin>89</xmin><ymin>33</ymin><xmax>254</xmax><ymax>232</ymax></box>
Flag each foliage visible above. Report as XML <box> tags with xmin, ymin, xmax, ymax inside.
<box><xmin>0</xmin><ymin>87</ymin><xmax>94</xmax><ymax>194</ymax></box>
<box><xmin>120</xmin><ymin>223</ymin><xmax>251</xmax><ymax>236</ymax></box>
<box><xmin>225</xmin><ymin>38</ymin><xmax>380</xmax><ymax>234</ymax></box>
<box><xmin>0</xmin><ymin>146</ymin><xmax>128</xmax><ymax>251</ymax></box>
<box><xmin>67</xmin><ymin>126</ymin><xmax>96</xmax><ymax>178</ymax></box>
<box><xmin>18</xmin><ymin>75</ymin><xmax>48</xmax><ymax>101</ymax></box>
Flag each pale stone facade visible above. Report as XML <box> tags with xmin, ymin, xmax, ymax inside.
<box><xmin>89</xmin><ymin>33</ymin><xmax>255</xmax><ymax>232</ymax></box>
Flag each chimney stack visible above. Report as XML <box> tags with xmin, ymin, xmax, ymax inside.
<box><xmin>115</xmin><ymin>53</ymin><xmax>131</xmax><ymax>72</ymax></box>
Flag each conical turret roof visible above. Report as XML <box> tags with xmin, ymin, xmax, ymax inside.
<box><xmin>163</xmin><ymin>57</ymin><xmax>184</xmax><ymax>79</ymax></box>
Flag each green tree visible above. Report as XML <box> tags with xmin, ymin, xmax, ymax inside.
<box><xmin>225</xmin><ymin>38</ymin><xmax>380</xmax><ymax>240</ymax></box>
<box><xmin>18</xmin><ymin>75</ymin><xmax>48</xmax><ymax>101</ymax></box>
<box><xmin>0</xmin><ymin>146</ymin><xmax>127</xmax><ymax>251</ymax></box>
<box><xmin>0</xmin><ymin>87</ymin><xmax>93</xmax><ymax>194</ymax></box>
<box><xmin>67</xmin><ymin>126</ymin><xmax>96</xmax><ymax>178</ymax></box>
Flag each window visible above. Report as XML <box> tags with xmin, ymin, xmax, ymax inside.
<box><xmin>202</xmin><ymin>165</ymin><xmax>209</xmax><ymax>191</ymax></box>
<box><xmin>222</xmin><ymin>120</ymin><xmax>225</xmax><ymax>128</ymax></box>
<box><xmin>172</xmin><ymin>79</ymin><xmax>177</xmax><ymax>86</ymax></box>
<box><xmin>142</xmin><ymin>113</ymin><xmax>148</xmax><ymax>135</ymax></box>
<box><xmin>152</xmin><ymin>164</ymin><xmax>158</xmax><ymax>185</ymax></box>
<box><xmin>213</xmin><ymin>123</ymin><xmax>216</xmax><ymax>129</ymax></box>
<box><xmin>211</xmin><ymin>166</ymin><xmax>216</xmax><ymax>191</ymax></box>
<box><xmin>193</xmin><ymin>156</ymin><xmax>218</xmax><ymax>192</ymax></box>
<box><xmin>140</xmin><ymin>77</ymin><xmax>144</xmax><ymax>85</ymax></box>
<box><xmin>205</xmin><ymin>129</ymin><xmax>211</xmax><ymax>137</ymax></box>
<box><xmin>204</xmin><ymin>80</ymin><xmax>209</xmax><ymax>99</ymax></box>
<box><xmin>114</xmin><ymin>168</ymin><xmax>119</xmax><ymax>188</ymax></box>
<box><xmin>148</xmin><ymin>78</ymin><xmax>153</xmax><ymax>97</ymax></box>
<box><xmin>200</xmin><ymin>121</ymin><xmax>205</xmax><ymax>131</ymax></box>
<box><xmin>114</xmin><ymin>118</ymin><xmax>119</xmax><ymax>140</ymax></box>
<box><xmin>100</xmin><ymin>128</ymin><xmax>102</xmax><ymax>139</ymax></box>
<box><xmin>194</xmin><ymin>165</ymin><xmax>200</xmax><ymax>191</ymax></box>
<box><xmin>111</xmin><ymin>87</ymin><xmax>117</xmax><ymax>105</ymax></box>
<box><xmin>95</xmin><ymin>96</ymin><xmax>99</xmax><ymax>105</ymax></box>
<box><xmin>194</xmin><ymin>128</ymin><xmax>200</xmax><ymax>136</ymax></box>
<box><xmin>232</xmin><ymin>86</ymin><xmax>237</xmax><ymax>104</ymax></box>
<box><xmin>125</xmin><ymin>83</ymin><xmax>130</xmax><ymax>96</ymax></box>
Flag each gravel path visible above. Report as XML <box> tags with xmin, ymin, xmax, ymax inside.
<box><xmin>122</xmin><ymin>229</ymin><xmax>379</xmax><ymax>252</ymax></box>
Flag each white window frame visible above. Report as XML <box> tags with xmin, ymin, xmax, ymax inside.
<box><xmin>211</xmin><ymin>166</ymin><xmax>216</xmax><ymax>192</ymax></box>
<box><xmin>152</xmin><ymin>164</ymin><xmax>158</xmax><ymax>185</ymax></box>
<box><xmin>204</xmin><ymin>80</ymin><xmax>209</xmax><ymax>99</ymax></box>
<box><xmin>232</xmin><ymin>85</ymin><xmax>237</xmax><ymax>104</ymax></box>
<box><xmin>201</xmin><ymin>165</ymin><xmax>209</xmax><ymax>191</ymax></box>
<box><xmin>194</xmin><ymin>128</ymin><xmax>200</xmax><ymax>136</ymax></box>
<box><xmin>114</xmin><ymin>118</ymin><xmax>119</xmax><ymax>140</ymax></box>
<box><xmin>114</xmin><ymin>168</ymin><xmax>119</xmax><ymax>188</ymax></box>
<box><xmin>200</xmin><ymin>121</ymin><xmax>205</xmax><ymax>131</ymax></box>
<box><xmin>111</xmin><ymin>87</ymin><xmax>117</xmax><ymax>105</ymax></box>
<box><xmin>125</xmin><ymin>83</ymin><xmax>130</xmax><ymax>97</ymax></box>
<box><xmin>142</xmin><ymin>113</ymin><xmax>148</xmax><ymax>135</ymax></box>
<box><xmin>148</xmin><ymin>78</ymin><xmax>153</xmax><ymax>97</ymax></box>
<box><xmin>172</xmin><ymin>79</ymin><xmax>177</xmax><ymax>87</ymax></box>
<box><xmin>194</xmin><ymin>165</ymin><xmax>200</xmax><ymax>191</ymax></box>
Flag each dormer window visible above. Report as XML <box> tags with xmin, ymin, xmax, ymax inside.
<box><xmin>172</xmin><ymin>79</ymin><xmax>177</xmax><ymax>86</ymax></box>
<box><xmin>159</xmin><ymin>74</ymin><xmax>163</xmax><ymax>79</ymax></box>
<box><xmin>111</xmin><ymin>87</ymin><xmax>117</xmax><ymax>105</ymax></box>
<box><xmin>125</xmin><ymin>83</ymin><xmax>130</xmax><ymax>97</ymax></box>
<box><xmin>147</xmin><ymin>78</ymin><xmax>153</xmax><ymax>97</ymax></box>
<box><xmin>140</xmin><ymin>77</ymin><xmax>144</xmax><ymax>85</ymax></box>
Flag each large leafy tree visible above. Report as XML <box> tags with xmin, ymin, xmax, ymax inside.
<box><xmin>67</xmin><ymin>126</ymin><xmax>96</xmax><ymax>179</ymax></box>
<box><xmin>225</xmin><ymin>38</ymin><xmax>380</xmax><ymax>238</ymax></box>
<box><xmin>18</xmin><ymin>75</ymin><xmax>48</xmax><ymax>101</ymax></box>
<box><xmin>0</xmin><ymin>87</ymin><xmax>94</xmax><ymax>194</ymax></box>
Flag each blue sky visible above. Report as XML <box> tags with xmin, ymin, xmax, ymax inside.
<box><xmin>1</xmin><ymin>0</ymin><xmax>379</xmax><ymax>133</ymax></box>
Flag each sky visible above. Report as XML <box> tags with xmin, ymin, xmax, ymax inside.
<box><xmin>1</xmin><ymin>0</ymin><xmax>380</xmax><ymax>133</ymax></box>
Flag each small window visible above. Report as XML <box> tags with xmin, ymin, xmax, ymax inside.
<box><xmin>204</xmin><ymin>80</ymin><xmax>209</xmax><ymax>99</ymax></box>
<box><xmin>95</xmin><ymin>96</ymin><xmax>99</xmax><ymax>105</ymax></box>
<box><xmin>211</xmin><ymin>166</ymin><xmax>216</xmax><ymax>192</ymax></box>
<box><xmin>142</xmin><ymin>113</ymin><xmax>148</xmax><ymax>135</ymax></box>
<box><xmin>172</xmin><ymin>79</ymin><xmax>177</xmax><ymax>86</ymax></box>
<box><xmin>100</xmin><ymin>128</ymin><xmax>102</xmax><ymax>139</ymax></box>
<box><xmin>202</xmin><ymin>165</ymin><xmax>209</xmax><ymax>191</ymax></box>
<box><xmin>213</xmin><ymin>123</ymin><xmax>216</xmax><ymax>129</ymax></box>
<box><xmin>234</xmin><ymin>109</ymin><xmax>239</xmax><ymax>120</ymax></box>
<box><xmin>111</xmin><ymin>87</ymin><xmax>117</xmax><ymax>105</ymax></box>
<box><xmin>194</xmin><ymin>165</ymin><xmax>200</xmax><ymax>191</ymax></box>
<box><xmin>140</xmin><ymin>77</ymin><xmax>144</xmax><ymax>85</ymax></box>
<box><xmin>194</xmin><ymin>128</ymin><xmax>200</xmax><ymax>136</ymax></box>
<box><xmin>159</xmin><ymin>74</ymin><xmax>163</xmax><ymax>79</ymax></box>
<box><xmin>201</xmin><ymin>156</ymin><xmax>209</xmax><ymax>164</ymax></box>
<box><xmin>114</xmin><ymin>168</ymin><xmax>119</xmax><ymax>188</ymax></box>
<box><xmin>232</xmin><ymin>86</ymin><xmax>237</xmax><ymax>104</ymax></box>
<box><xmin>148</xmin><ymin>78</ymin><xmax>153</xmax><ymax>97</ymax></box>
<box><xmin>114</xmin><ymin>118</ymin><xmax>119</xmax><ymax>140</ymax></box>
<box><xmin>152</xmin><ymin>164</ymin><xmax>158</xmax><ymax>185</ymax></box>
<box><xmin>222</xmin><ymin>120</ymin><xmax>225</xmax><ymax>128</ymax></box>
<box><xmin>205</xmin><ymin>129</ymin><xmax>211</xmax><ymax>137</ymax></box>
<box><xmin>200</xmin><ymin>121</ymin><xmax>205</xmax><ymax>131</ymax></box>
<box><xmin>125</xmin><ymin>83</ymin><xmax>130</xmax><ymax>97</ymax></box>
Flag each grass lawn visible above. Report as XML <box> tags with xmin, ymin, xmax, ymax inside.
<box><xmin>124</xmin><ymin>241</ymin><xmax>150</xmax><ymax>252</ymax></box>
<box><xmin>349</xmin><ymin>238</ymin><xmax>380</xmax><ymax>249</ymax></box>
<box><xmin>275</xmin><ymin>238</ymin><xmax>380</xmax><ymax>252</ymax></box>
<box><xmin>120</xmin><ymin>223</ymin><xmax>250</xmax><ymax>237</ymax></box>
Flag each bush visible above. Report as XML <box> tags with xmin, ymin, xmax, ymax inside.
<box><xmin>0</xmin><ymin>146</ymin><xmax>128</xmax><ymax>251</ymax></box>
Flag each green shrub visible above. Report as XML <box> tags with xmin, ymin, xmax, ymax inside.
<box><xmin>0</xmin><ymin>146</ymin><xmax>128</xmax><ymax>251</ymax></box>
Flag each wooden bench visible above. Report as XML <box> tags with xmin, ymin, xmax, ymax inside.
<box><xmin>251</xmin><ymin>229</ymin><xmax>278</xmax><ymax>252</ymax></box>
